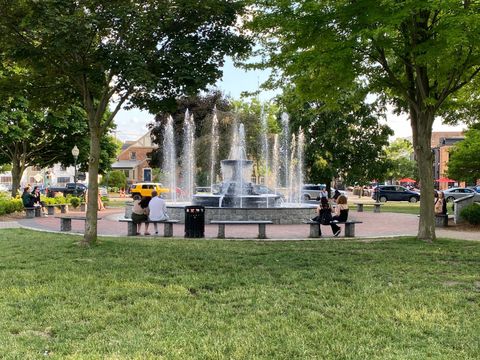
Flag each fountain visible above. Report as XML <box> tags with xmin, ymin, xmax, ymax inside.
<box><xmin>164</xmin><ymin>110</ymin><xmax>315</xmax><ymax>224</ymax></box>
<box><xmin>192</xmin><ymin>123</ymin><xmax>283</xmax><ymax>208</ymax></box>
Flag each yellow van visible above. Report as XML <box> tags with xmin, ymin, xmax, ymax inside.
<box><xmin>130</xmin><ymin>183</ymin><xmax>169</xmax><ymax>199</ymax></box>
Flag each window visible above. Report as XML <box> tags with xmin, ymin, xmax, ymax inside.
<box><xmin>57</xmin><ymin>177</ymin><xmax>70</xmax><ymax>184</ymax></box>
<box><xmin>130</xmin><ymin>152</ymin><xmax>136</xmax><ymax>160</ymax></box>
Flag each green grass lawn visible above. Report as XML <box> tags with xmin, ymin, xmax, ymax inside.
<box><xmin>351</xmin><ymin>197</ymin><xmax>421</xmax><ymax>214</ymax></box>
<box><xmin>1</xmin><ymin>230</ymin><xmax>479</xmax><ymax>359</ymax></box>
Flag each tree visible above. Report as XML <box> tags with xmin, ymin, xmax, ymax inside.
<box><xmin>447</xmin><ymin>124</ymin><xmax>480</xmax><ymax>184</ymax></box>
<box><xmin>247</xmin><ymin>1</ymin><xmax>480</xmax><ymax>241</ymax></box>
<box><xmin>384</xmin><ymin>139</ymin><xmax>417</xmax><ymax>182</ymax></box>
<box><xmin>0</xmin><ymin>93</ymin><xmax>119</xmax><ymax>197</ymax></box>
<box><xmin>279</xmin><ymin>89</ymin><xmax>392</xmax><ymax>191</ymax></box>
<box><xmin>0</xmin><ymin>0</ymin><xmax>250</xmax><ymax>245</ymax></box>
<box><xmin>101</xmin><ymin>170</ymin><xmax>127</xmax><ymax>190</ymax></box>
<box><xmin>149</xmin><ymin>90</ymin><xmax>233</xmax><ymax>186</ymax></box>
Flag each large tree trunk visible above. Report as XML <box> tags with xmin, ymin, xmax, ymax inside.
<box><xmin>411</xmin><ymin>110</ymin><xmax>436</xmax><ymax>242</ymax></box>
<box><xmin>10</xmin><ymin>146</ymin><xmax>27</xmax><ymax>198</ymax></box>
<box><xmin>10</xmin><ymin>158</ymin><xmax>25</xmax><ymax>198</ymax></box>
<box><xmin>83</xmin><ymin>127</ymin><xmax>101</xmax><ymax>246</ymax></box>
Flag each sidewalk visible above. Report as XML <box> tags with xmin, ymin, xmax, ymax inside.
<box><xmin>1</xmin><ymin>206</ymin><xmax>477</xmax><ymax>241</ymax></box>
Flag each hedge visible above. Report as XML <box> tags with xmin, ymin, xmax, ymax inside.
<box><xmin>460</xmin><ymin>203</ymin><xmax>480</xmax><ymax>225</ymax></box>
<box><xmin>0</xmin><ymin>198</ymin><xmax>24</xmax><ymax>216</ymax></box>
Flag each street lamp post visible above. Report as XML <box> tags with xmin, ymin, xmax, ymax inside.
<box><xmin>72</xmin><ymin>145</ymin><xmax>79</xmax><ymax>197</ymax></box>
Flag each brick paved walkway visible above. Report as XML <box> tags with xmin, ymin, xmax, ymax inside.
<box><xmin>1</xmin><ymin>207</ymin><xmax>478</xmax><ymax>241</ymax></box>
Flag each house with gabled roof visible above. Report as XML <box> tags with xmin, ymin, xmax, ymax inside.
<box><xmin>111</xmin><ymin>131</ymin><xmax>158</xmax><ymax>185</ymax></box>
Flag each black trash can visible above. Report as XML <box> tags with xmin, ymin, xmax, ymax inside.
<box><xmin>184</xmin><ymin>205</ymin><xmax>205</xmax><ymax>238</ymax></box>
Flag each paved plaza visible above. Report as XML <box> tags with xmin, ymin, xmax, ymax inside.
<box><xmin>1</xmin><ymin>207</ymin><xmax>478</xmax><ymax>241</ymax></box>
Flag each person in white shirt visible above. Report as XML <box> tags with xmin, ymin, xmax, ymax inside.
<box><xmin>148</xmin><ymin>191</ymin><xmax>169</xmax><ymax>234</ymax></box>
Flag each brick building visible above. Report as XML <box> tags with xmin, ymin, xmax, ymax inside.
<box><xmin>431</xmin><ymin>131</ymin><xmax>465</xmax><ymax>190</ymax></box>
<box><xmin>112</xmin><ymin>131</ymin><xmax>158</xmax><ymax>185</ymax></box>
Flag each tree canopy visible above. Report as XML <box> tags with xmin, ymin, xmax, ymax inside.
<box><xmin>384</xmin><ymin>138</ymin><xmax>417</xmax><ymax>183</ymax></box>
<box><xmin>447</xmin><ymin>124</ymin><xmax>480</xmax><ymax>184</ymax></box>
<box><xmin>278</xmin><ymin>88</ymin><xmax>392</xmax><ymax>188</ymax></box>
<box><xmin>246</xmin><ymin>0</ymin><xmax>480</xmax><ymax>241</ymax></box>
<box><xmin>0</xmin><ymin>0</ymin><xmax>251</xmax><ymax>244</ymax></box>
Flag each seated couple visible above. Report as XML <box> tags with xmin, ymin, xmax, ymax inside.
<box><xmin>131</xmin><ymin>190</ymin><xmax>169</xmax><ymax>236</ymax></box>
<box><xmin>311</xmin><ymin>195</ymin><xmax>349</xmax><ymax>237</ymax></box>
<box><xmin>21</xmin><ymin>185</ymin><xmax>48</xmax><ymax>216</ymax></box>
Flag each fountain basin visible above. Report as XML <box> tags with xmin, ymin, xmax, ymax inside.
<box><xmin>166</xmin><ymin>204</ymin><xmax>316</xmax><ymax>225</ymax></box>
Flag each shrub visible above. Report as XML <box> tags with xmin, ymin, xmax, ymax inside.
<box><xmin>69</xmin><ymin>197</ymin><xmax>81</xmax><ymax>208</ymax></box>
<box><xmin>460</xmin><ymin>203</ymin><xmax>480</xmax><ymax>225</ymax></box>
<box><xmin>0</xmin><ymin>198</ymin><xmax>23</xmax><ymax>215</ymax></box>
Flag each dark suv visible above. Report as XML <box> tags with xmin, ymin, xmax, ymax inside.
<box><xmin>372</xmin><ymin>185</ymin><xmax>420</xmax><ymax>203</ymax></box>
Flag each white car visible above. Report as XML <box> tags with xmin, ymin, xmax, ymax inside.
<box><xmin>442</xmin><ymin>187</ymin><xmax>480</xmax><ymax>203</ymax></box>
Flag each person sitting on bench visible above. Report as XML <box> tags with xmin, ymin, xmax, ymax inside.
<box><xmin>131</xmin><ymin>196</ymin><xmax>151</xmax><ymax>235</ymax></box>
<box><xmin>21</xmin><ymin>186</ymin><xmax>36</xmax><ymax>208</ymax></box>
<box><xmin>32</xmin><ymin>186</ymin><xmax>48</xmax><ymax>216</ymax></box>
<box><xmin>311</xmin><ymin>197</ymin><xmax>333</xmax><ymax>237</ymax></box>
<box><xmin>148</xmin><ymin>191</ymin><xmax>169</xmax><ymax>235</ymax></box>
<box><xmin>331</xmin><ymin>195</ymin><xmax>349</xmax><ymax>237</ymax></box>
<box><xmin>434</xmin><ymin>191</ymin><xmax>447</xmax><ymax>215</ymax></box>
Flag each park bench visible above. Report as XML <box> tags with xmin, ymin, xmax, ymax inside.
<box><xmin>210</xmin><ymin>220</ymin><xmax>273</xmax><ymax>239</ymax></box>
<box><xmin>56</xmin><ymin>215</ymin><xmax>102</xmax><ymax>232</ymax></box>
<box><xmin>354</xmin><ymin>202</ymin><xmax>383</xmax><ymax>213</ymax></box>
<box><xmin>119</xmin><ymin>218</ymin><xmax>179</xmax><ymax>237</ymax></box>
<box><xmin>303</xmin><ymin>219</ymin><xmax>363</xmax><ymax>238</ymax></box>
<box><xmin>418</xmin><ymin>214</ymin><xmax>452</xmax><ymax>227</ymax></box>
<box><xmin>45</xmin><ymin>204</ymin><xmax>69</xmax><ymax>215</ymax></box>
<box><xmin>24</xmin><ymin>207</ymin><xmax>41</xmax><ymax>218</ymax></box>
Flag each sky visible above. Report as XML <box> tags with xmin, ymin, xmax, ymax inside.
<box><xmin>113</xmin><ymin>58</ymin><xmax>465</xmax><ymax>142</ymax></box>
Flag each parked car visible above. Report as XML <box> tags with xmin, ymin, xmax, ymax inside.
<box><xmin>302</xmin><ymin>184</ymin><xmax>327</xmax><ymax>200</ymax></box>
<box><xmin>468</xmin><ymin>185</ymin><xmax>480</xmax><ymax>193</ymax></box>
<box><xmin>46</xmin><ymin>183</ymin><xmax>87</xmax><ymax>197</ymax></box>
<box><xmin>253</xmin><ymin>184</ymin><xmax>285</xmax><ymax>199</ymax></box>
<box><xmin>129</xmin><ymin>182</ymin><xmax>170</xmax><ymax>200</ymax></box>
<box><xmin>441</xmin><ymin>187</ymin><xmax>480</xmax><ymax>203</ymax></box>
<box><xmin>372</xmin><ymin>185</ymin><xmax>420</xmax><ymax>203</ymax></box>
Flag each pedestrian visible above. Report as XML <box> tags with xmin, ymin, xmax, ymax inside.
<box><xmin>331</xmin><ymin>194</ymin><xmax>349</xmax><ymax>237</ymax></box>
<box><xmin>148</xmin><ymin>190</ymin><xmax>169</xmax><ymax>235</ymax></box>
<box><xmin>131</xmin><ymin>196</ymin><xmax>151</xmax><ymax>235</ymax></box>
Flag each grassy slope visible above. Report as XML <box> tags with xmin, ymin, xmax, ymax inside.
<box><xmin>0</xmin><ymin>229</ymin><xmax>479</xmax><ymax>359</ymax></box>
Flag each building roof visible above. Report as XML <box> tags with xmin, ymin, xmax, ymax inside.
<box><xmin>111</xmin><ymin>160</ymin><xmax>142</xmax><ymax>169</ymax></box>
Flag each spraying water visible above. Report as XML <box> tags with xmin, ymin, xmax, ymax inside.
<box><xmin>280</xmin><ymin>112</ymin><xmax>291</xmax><ymax>199</ymax></box>
<box><xmin>260</xmin><ymin>106</ymin><xmax>269</xmax><ymax>199</ymax></box>
<box><xmin>210</xmin><ymin>106</ymin><xmax>219</xmax><ymax>191</ymax></box>
<box><xmin>162</xmin><ymin>115</ymin><xmax>177</xmax><ymax>202</ymax></box>
<box><xmin>181</xmin><ymin>110</ymin><xmax>196</xmax><ymax>200</ymax></box>
<box><xmin>271</xmin><ymin>134</ymin><xmax>279</xmax><ymax>192</ymax></box>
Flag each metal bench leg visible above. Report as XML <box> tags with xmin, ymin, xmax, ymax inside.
<box><xmin>164</xmin><ymin>223</ymin><xmax>173</xmax><ymax>237</ymax></box>
<box><xmin>309</xmin><ymin>223</ymin><xmax>320</xmax><ymax>238</ymax></box>
<box><xmin>127</xmin><ymin>222</ymin><xmax>136</xmax><ymax>236</ymax></box>
<box><xmin>344</xmin><ymin>223</ymin><xmax>355</xmax><ymax>237</ymax></box>
<box><xmin>374</xmin><ymin>205</ymin><xmax>381</xmax><ymax>213</ymax></box>
<box><xmin>217</xmin><ymin>224</ymin><xmax>225</xmax><ymax>239</ymax></box>
<box><xmin>47</xmin><ymin>207</ymin><xmax>55</xmax><ymax>215</ymax></box>
<box><xmin>25</xmin><ymin>209</ymin><xmax>35</xmax><ymax>219</ymax></box>
<box><xmin>60</xmin><ymin>218</ymin><xmax>72</xmax><ymax>232</ymax></box>
<box><xmin>60</xmin><ymin>205</ymin><xmax>68</xmax><ymax>214</ymax></box>
<box><xmin>258</xmin><ymin>223</ymin><xmax>267</xmax><ymax>239</ymax></box>
<box><xmin>356</xmin><ymin>204</ymin><xmax>363</xmax><ymax>212</ymax></box>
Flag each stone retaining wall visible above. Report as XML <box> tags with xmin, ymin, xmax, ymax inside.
<box><xmin>167</xmin><ymin>205</ymin><xmax>316</xmax><ymax>225</ymax></box>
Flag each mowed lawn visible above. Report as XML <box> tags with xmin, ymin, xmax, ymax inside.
<box><xmin>0</xmin><ymin>230</ymin><xmax>479</xmax><ymax>359</ymax></box>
